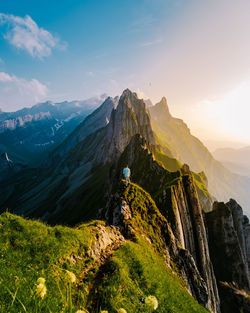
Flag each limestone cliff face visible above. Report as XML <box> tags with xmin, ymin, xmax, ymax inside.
<box><xmin>159</xmin><ymin>164</ymin><xmax>220</xmax><ymax>313</ymax></box>
<box><xmin>243</xmin><ymin>215</ymin><xmax>250</xmax><ymax>272</ymax></box>
<box><xmin>206</xmin><ymin>201</ymin><xmax>250</xmax><ymax>290</ymax></box>
<box><xmin>205</xmin><ymin>201</ymin><xmax>250</xmax><ymax>313</ymax></box>
<box><xmin>228</xmin><ymin>199</ymin><xmax>250</xmax><ymax>273</ymax></box>
<box><xmin>106</xmin><ymin>135</ymin><xmax>220</xmax><ymax>312</ymax></box>
<box><xmin>95</xmin><ymin>89</ymin><xmax>156</xmax><ymax>163</ymax></box>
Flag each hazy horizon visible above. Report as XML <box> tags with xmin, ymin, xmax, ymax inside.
<box><xmin>1</xmin><ymin>0</ymin><xmax>250</xmax><ymax>146</ymax></box>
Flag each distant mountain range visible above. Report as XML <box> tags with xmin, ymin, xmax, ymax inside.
<box><xmin>0</xmin><ymin>94</ymin><xmax>107</xmax><ymax>165</ymax></box>
<box><xmin>213</xmin><ymin>146</ymin><xmax>250</xmax><ymax>177</ymax></box>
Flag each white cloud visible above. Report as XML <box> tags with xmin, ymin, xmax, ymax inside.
<box><xmin>0</xmin><ymin>13</ymin><xmax>67</xmax><ymax>58</ymax></box>
<box><xmin>0</xmin><ymin>71</ymin><xmax>48</xmax><ymax>111</ymax></box>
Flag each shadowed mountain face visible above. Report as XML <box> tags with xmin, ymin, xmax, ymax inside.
<box><xmin>51</xmin><ymin>96</ymin><xmax>119</xmax><ymax>160</ymax></box>
<box><xmin>149</xmin><ymin>98</ymin><xmax>250</xmax><ymax>215</ymax></box>
<box><xmin>206</xmin><ymin>200</ymin><xmax>250</xmax><ymax>313</ymax></box>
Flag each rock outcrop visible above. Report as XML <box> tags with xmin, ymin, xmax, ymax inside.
<box><xmin>86</xmin><ymin>222</ymin><xmax>125</xmax><ymax>260</ymax></box>
<box><xmin>228</xmin><ymin>199</ymin><xmax>250</xmax><ymax>273</ymax></box>
<box><xmin>206</xmin><ymin>201</ymin><xmax>250</xmax><ymax>313</ymax></box>
<box><xmin>206</xmin><ymin>201</ymin><xmax>250</xmax><ymax>290</ymax></box>
<box><xmin>243</xmin><ymin>215</ymin><xmax>250</xmax><ymax>272</ymax></box>
<box><xmin>163</xmin><ymin>164</ymin><xmax>220</xmax><ymax>313</ymax></box>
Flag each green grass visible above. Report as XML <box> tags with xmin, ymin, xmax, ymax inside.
<box><xmin>154</xmin><ymin>148</ymin><xmax>181</xmax><ymax>172</ymax></box>
<box><xmin>0</xmin><ymin>183</ymin><xmax>210</xmax><ymax>313</ymax></box>
<box><xmin>89</xmin><ymin>238</ymin><xmax>208</xmax><ymax>313</ymax></box>
<box><xmin>0</xmin><ymin>212</ymin><xmax>106</xmax><ymax>313</ymax></box>
<box><xmin>119</xmin><ymin>181</ymin><xmax>174</xmax><ymax>253</ymax></box>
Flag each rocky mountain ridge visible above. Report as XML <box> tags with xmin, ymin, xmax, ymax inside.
<box><xmin>0</xmin><ymin>89</ymin><xmax>250</xmax><ymax>312</ymax></box>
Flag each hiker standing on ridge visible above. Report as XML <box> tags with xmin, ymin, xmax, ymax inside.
<box><xmin>123</xmin><ymin>165</ymin><xmax>131</xmax><ymax>186</ymax></box>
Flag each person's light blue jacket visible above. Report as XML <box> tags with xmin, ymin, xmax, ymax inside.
<box><xmin>123</xmin><ymin>167</ymin><xmax>131</xmax><ymax>178</ymax></box>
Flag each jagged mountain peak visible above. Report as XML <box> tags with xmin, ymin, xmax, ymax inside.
<box><xmin>118</xmin><ymin>88</ymin><xmax>147</xmax><ymax>112</ymax></box>
<box><xmin>120</xmin><ymin>88</ymin><xmax>137</xmax><ymax>99</ymax></box>
<box><xmin>98</xmin><ymin>89</ymin><xmax>155</xmax><ymax>163</ymax></box>
<box><xmin>152</xmin><ymin>96</ymin><xmax>171</xmax><ymax>118</ymax></box>
<box><xmin>160</xmin><ymin>96</ymin><xmax>167</xmax><ymax>105</ymax></box>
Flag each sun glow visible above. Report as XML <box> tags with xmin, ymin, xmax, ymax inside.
<box><xmin>176</xmin><ymin>81</ymin><xmax>250</xmax><ymax>144</ymax></box>
<box><xmin>201</xmin><ymin>81</ymin><xmax>250</xmax><ymax>142</ymax></box>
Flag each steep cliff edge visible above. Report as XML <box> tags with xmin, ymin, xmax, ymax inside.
<box><xmin>105</xmin><ymin>135</ymin><xmax>220</xmax><ymax>312</ymax></box>
<box><xmin>206</xmin><ymin>201</ymin><xmax>250</xmax><ymax>312</ymax></box>
<box><xmin>104</xmin><ymin>180</ymin><xmax>219</xmax><ymax>312</ymax></box>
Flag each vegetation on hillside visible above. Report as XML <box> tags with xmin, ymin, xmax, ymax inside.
<box><xmin>0</xmin><ymin>194</ymin><xmax>208</xmax><ymax>313</ymax></box>
<box><xmin>90</xmin><ymin>238</ymin><xmax>208</xmax><ymax>313</ymax></box>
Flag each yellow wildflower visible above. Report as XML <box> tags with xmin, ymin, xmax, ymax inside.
<box><xmin>117</xmin><ymin>309</ymin><xmax>127</xmax><ymax>313</ymax></box>
<box><xmin>36</xmin><ymin>283</ymin><xmax>47</xmax><ymax>299</ymax></box>
<box><xmin>145</xmin><ymin>295</ymin><xmax>158</xmax><ymax>310</ymax></box>
<box><xmin>66</xmin><ymin>270</ymin><xmax>76</xmax><ymax>283</ymax></box>
<box><xmin>75</xmin><ymin>310</ymin><xmax>89</xmax><ymax>313</ymax></box>
<box><xmin>37</xmin><ymin>277</ymin><xmax>45</xmax><ymax>284</ymax></box>
<box><xmin>101</xmin><ymin>311</ymin><xmax>109</xmax><ymax>313</ymax></box>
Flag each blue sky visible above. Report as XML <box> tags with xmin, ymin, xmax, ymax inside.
<box><xmin>0</xmin><ymin>0</ymin><xmax>250</xmax><ymax>145</ymax></box>
<box><xmin>0</xmin><ymin>0</ymin><xmax>185</xmax><ymax>105</ymax></box>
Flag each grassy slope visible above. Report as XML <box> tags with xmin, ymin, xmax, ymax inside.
<box><xmin>92</xmin><ymin>238</ymin><xmax>208</xmax><ymax>313</ymax></box>
<box><xmin>0</xmin><ymin>193</ymin><xmax>208</xmax><ymax>313</ymax></box>
<box><xmin>0</xmin><ymin>212</ymin><xmax>101</xmax><ymax>312</ymax></box>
